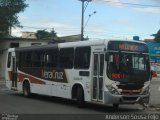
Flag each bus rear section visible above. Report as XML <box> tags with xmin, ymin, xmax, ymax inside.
<box><xmin>5</xmin><ymin>48</ymin><xmax>18</xmax><ymax>91</ymax></box>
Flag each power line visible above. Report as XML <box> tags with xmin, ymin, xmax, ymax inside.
<box><xmin>94</xmin><ymin>0</ymin><xmax>160</xmax><ymax>8</ymax></box>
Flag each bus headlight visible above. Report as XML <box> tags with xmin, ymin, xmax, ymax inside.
<box><xmin>142</xmin><ymin>86</ymin><xmax>150</xmax><ymax>95</ymax></box>
<box><xmin>106</xmin><ymin>85</ymin><xmax>119</xmax><ymax>95</ymax></box>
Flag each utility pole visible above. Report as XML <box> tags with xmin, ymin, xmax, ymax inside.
<box><xmin>79</xmin><ymin>0</ymin><xmax>92</xmax><ymax>41</ymax></box>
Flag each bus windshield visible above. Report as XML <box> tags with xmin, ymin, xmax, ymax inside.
<box><xmin>107</xmin><ymin>52</ymin><xmax>150</xmax><ymax>83</ymax></box>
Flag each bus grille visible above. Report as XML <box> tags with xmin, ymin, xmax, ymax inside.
<box><xmin>121</xmin><ymin>89</ymin><xmax>141</xmax><ymax>95</ymax></box>
<box><xmin>117</xmin><ymin>84</ymin><xmax>143</xmax><ymax>90</ymax></box>
<box><xmin>123</xmin><ymin>96</ymin><xmax>138</xmax><ymax>101</ymax></box>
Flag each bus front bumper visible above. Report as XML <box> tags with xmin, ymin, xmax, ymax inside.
<box><xmin>104</xmin><ymin>91</ymin><xmax>150</xmax><ymax>104</ymax></box>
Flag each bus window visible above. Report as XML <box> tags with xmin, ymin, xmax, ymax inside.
<box><xmin>19</xmin><ymin>52</ymin><xmax>32</xmax><ymax>68</ymax></box>
<box><xmin>18</xmin><ymin>52</ymin><xmax>22</xmax><ymax>67</ymax></box>
<box><xmin>40</xmin><ymin>53</ymin><xmax>45</xmax><ymax>67</ymax></box>
<box><xmin>31</xmin><ymin>51</ymin><xmax>42</xmax><ymax>67</ymax></box>
<box><xmin>7</xmin><ymin>52</ymin><xmax>12</xmax><ymax>68</ymax></box>
<box><xmin>24</xmin><ymin>52</ymin><xmax>32</xmax><ymax>67</ymax></box>
<box><xmin>59</xmin><ymin>48</ymin><xmax>74</xmax><ymax>69</ymax></box>
<box><xmin>74</xmin><ymin>46</ymin><xmax>91</xmax><ymax>69</ymax></box>
<box><xmin>107</xmin><ymin>52</ymin><xmax>150</xmax><ymax>81</ymax></box>
<box><xmin>45</xmin><ymin>49</ymin><xmax>58</xmax><ymax>68</ymax></box>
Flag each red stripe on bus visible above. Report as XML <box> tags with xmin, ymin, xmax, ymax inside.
<box><xmin>18</xmin><ymin>73</ymin><xmax>46</xmax><ymax>84</ymax></box>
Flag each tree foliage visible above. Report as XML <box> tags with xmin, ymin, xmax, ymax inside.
<box><xmin>0</xmin><ymin>0</ymin><xmax>28</xmax><ymax>37</ymax></box>
<box><xmin>36</xmin><ymin>29</ymin><xmax>57</xmax><ymax>40</ymax></box>
<box><xmin>154</xmin><ymin>29</ymin><xmax>160</xmax><ymax>42</ymax></box>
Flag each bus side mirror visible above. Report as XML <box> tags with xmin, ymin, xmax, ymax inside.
<box><xmin>105</xmin><ymin>53</ymin><xmax>109</xmax><ymax>61</ymax></box>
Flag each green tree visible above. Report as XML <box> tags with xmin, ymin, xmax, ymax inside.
<box><xmin>50</xmin><ymin>29</ymin><xmax>57</xmax><ymax>39</ymax></box>
<box><xmin>154</xmin><ymin>29</ymin><xmax>160</xmax><ymax>42</ymax></box>
<box><xmin>36</xmin><ymin>29</ymin><xmax>57</xmax><ymax>39</ymax></box>
<box><xmin>0</xmin><ymin>0</ymin><xmax>28</xmax><ymax>37</ymax></box>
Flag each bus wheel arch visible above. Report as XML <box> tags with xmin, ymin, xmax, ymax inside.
<box><xmin>72</xmin><ymin>84</ymin><xmax>85</xmax><ymax>107</ymax></box>
<box><xmin>22</xmin><ymin>79</ymin><xmax>31</xmax><ymax>97</ymax></box>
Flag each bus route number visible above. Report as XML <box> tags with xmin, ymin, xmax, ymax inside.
<box><xmin>112</xmin><ymin>73</ymin><xmax>124</xmax><ymax>79</ymax></box>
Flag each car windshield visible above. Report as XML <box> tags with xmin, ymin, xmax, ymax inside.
<box><xmin>107</xmin><ymin>52</ymin><xmax>150</xmax><ymax>83</ymax></box>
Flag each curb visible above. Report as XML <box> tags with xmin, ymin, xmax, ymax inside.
<box><xmin>149</xmin><ymin>104</ymin><xmax>160</xmax><ymax>108</ymax></box>
<box><xmin>152</xmin><ymin>77</ymin><xmax>160</xmax><ymax>80</ymax></box>
<box><xmin>148</xmin><ymin>104</ymin><xmax>160</xmax><ymax>111</ymax></box>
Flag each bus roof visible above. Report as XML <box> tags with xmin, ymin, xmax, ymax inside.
<box><xmin>11</xmin><ymin>39</ymin><xmax>146</xmax><ymax>52</ymax></box>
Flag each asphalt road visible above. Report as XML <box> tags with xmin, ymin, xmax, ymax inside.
<box><xmin>0</xmin><ymin>80</ymin><xmax>160</xmax><ymax>120</ymax></box>
<box><xmin>150</xmin><ymin>78</ymin><xmax>160</xmax><ymax>106</ymax></box>
<box><xmin>0</xmin><ymin>86</ymin><xmax>143</xmax><ymax>114</ymax></box>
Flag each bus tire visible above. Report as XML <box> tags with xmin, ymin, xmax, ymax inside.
<box><xmin>23</xmin><ymin>82</ymin><xmax>31</xmax><ymax>97</ymax></box>
<box><xmin>113</xmin><ymin>104</ymin><xmax>119</xmax><ymax>110</ymax></box>
<box><xmin>77</xmin><ymin>87</ymin><xmax>85</xmax><ymax>108</ymax></box>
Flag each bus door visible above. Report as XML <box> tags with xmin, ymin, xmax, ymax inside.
<box><xmin>11</xmin><ymin>55</ymin><xmax>17</xmax><ymax>89</ymax></box>
<box><xmin>92</xmin><ymin>53</ymin><xmax>104</xmax><ymax>102</ymax></box>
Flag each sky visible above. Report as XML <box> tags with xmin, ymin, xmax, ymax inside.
<box><xmin>12</xmin><ymin>0</ymin><xmax>160</xmax><ymax>40</ymax></box>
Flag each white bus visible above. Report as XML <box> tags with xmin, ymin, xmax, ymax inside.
<box><xmin>5</xmin><ymin>40</ymin><xmax>151</xmax><ymax>108</ymax></box>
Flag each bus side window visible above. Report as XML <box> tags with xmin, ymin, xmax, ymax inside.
<box><xmin>23</xmin><ymin>52</ymin><xmax>32</xmax><ymax>67</ymax></box>
<box><xmin>18</xmin><ymin>52</ymin><xmax>26</xmax><ymax>68</ymax></box>
<box><xmin>7</xmin><ymin>52</ymin><xmax>12</xmax><ymax>68</ymax></box>
<box><xmin>59</xmin><ymin>48</ymin><xmax>74</xmax><ymax>69</ymax></box>
<box><xmin>40</xmin><ymin>53</ymin><xmax>45</xmax><ymax>67</ymax></box>
<box><xmin>31</xmin><ymin>51</ymin><xmax>42</xmax><ymax>67</ymax></box>
<box><xmin>18</xmin><ymin>52</ymin><xmax>22</xmax><ymax>67</ymax></box>
<box><xmin>45</xmin><ymin>49</ymin><xmax>58</xmax><ymax>68</ymax></box>
<box><xmin>74</xmin><ymin>46</ymin><xmax>91</xmax><ymax>69</ymax></box>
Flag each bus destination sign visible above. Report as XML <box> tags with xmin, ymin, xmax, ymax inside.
<box><xmin>108</xmin><ymin>41</ymin><xmax>148</xmax><ymax>52</ymax></box>
<box><xmin>119</xmin><ymin>43</ymin><xmax>138</xmax><ymax>51</ymax></box>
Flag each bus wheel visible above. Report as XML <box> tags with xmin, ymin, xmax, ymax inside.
<box><xmin>113</xmin><ymin>104</ymin><xmax>119</xmax><ymax>110</ymax></box>
<box><xmin>23</xmin><ymin>82</ymin><xmax>30</xmax><ymax>97</ymax></box>
<box><xmin>77</xmin><ymin>87</ymin><xmax>85</xmax><ymax>108</ymax></box>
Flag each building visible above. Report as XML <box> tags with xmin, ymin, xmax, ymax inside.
<box><xmin>0</xmin><ymin>38</ymin><xmax>50</xmax><ymax>79</ymax></box>
<box><xmin>144</xmin><ymin>39</ymin><xmax>160</xmax><ymax>63</ymax></box>
<box><xmin>144</xmin><ymin>39</ymin><xmax>160</xmax><ymax>76</ymax></box>
<box><xmin>22</xmin><ymin>32</ymin><xmax>82</xmax><ymax>42</ymax></box>
<box><xmin>22</xmin><ymin>32</ymin><xmax>37</xmax><ymax>39</ymax></box>
<box><xmin>58</xmin><ymin>34</ymin><xmax>81</xmax><ymax>42</ymax></box>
